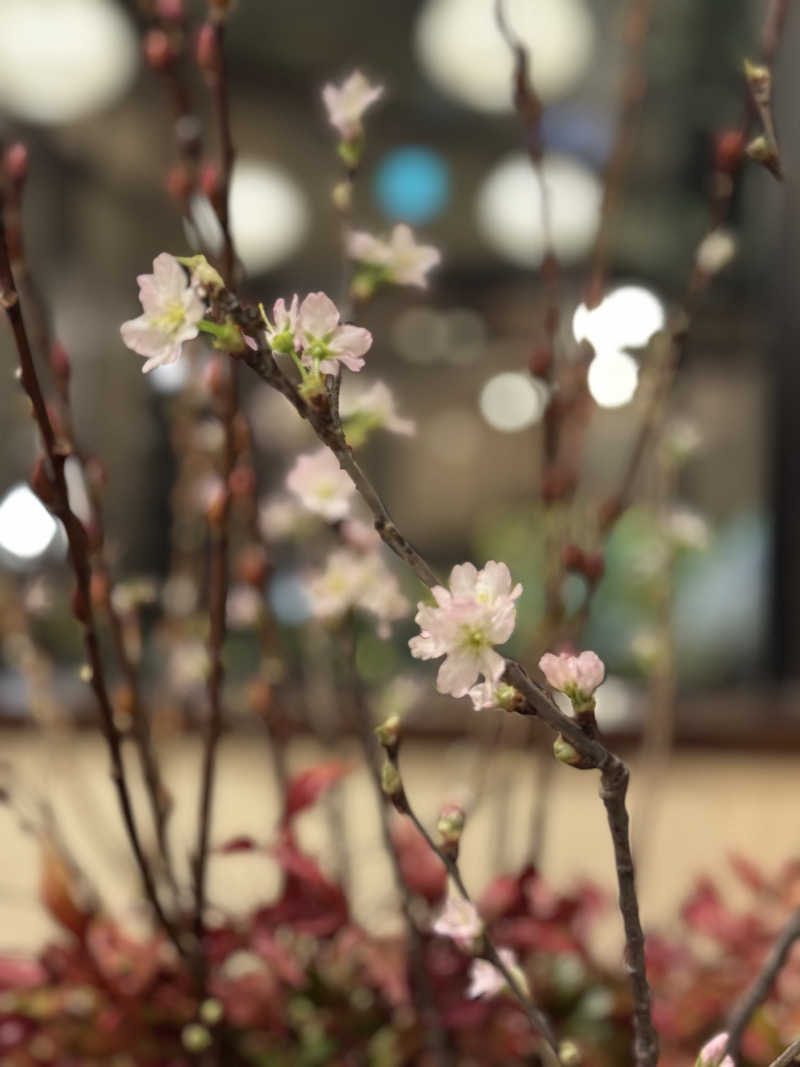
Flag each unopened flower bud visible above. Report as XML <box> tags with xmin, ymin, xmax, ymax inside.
<box><xmin>200</xmin><ymin>161</ymin><xmax>222</xmax><ymax>203</ymax></box>
<box><xmin>178</xmin><ymin>253</ymin><xmax>225</xmax><ymax>293</ymax></box>
<box><xmin>437</xmin><ymin>804</ymin><xmax>465</xmax><ymax>851</ymax></box>
<box><xmin>165</xmin><ymin>163</ymin><xmax>193</xmax><ymax>206</ymax></box>
<box><xmin>71</xmin><ymin>585</ymin><xmax>91</xmax><ymax>624</ymax></box>
<box><xmin>380</xmin><ymin>758</ymin><xmax>403</xmax><ymax>798</ymax></box>
<box><xmin>229</xmin><ymin>465</ymin><xmax>256</xmax><ymax>499</ymax></box>
<box><xmin>714</xmin><ymin>129</ymin><xmax>745</xmax><ymax>174</ymax></box>
<box><xmin>582</xmin><ymin>552</ymin><xmax>605</xmax><ymax>585</ymax></box>
<box><xmin>196</xmin><ymin>23</ymin><xmax>219</xmax><ymax>75</ymax></box>
<box><xmin>144</xmin><ymin>28</ymin><xmax>174</xmax><ymax>71</ymax></box>
<box><xmin>205</xmin><ymin>483</ymin><xmax>229</xmax><ymax>526</ymax></box>
<box><xmin>199</xmin><ymin>998</ymin><xmax>224</xmax><ymax>1026</ymax></box>
<box><xmin>529</xmin><ymin>346</ymin><xmax>553</xmax><ymax>378</ymax></box>
<box><xmin>559</xmin><ymin>1040</ymin><xmax>582</xmax><ymax>1066</ymax></box>
<box><xmin>374</xmin><ymin>714</ymin><xmax>401</xmax><ymax>751</ymax></box>
<box><xmin>331</xmin><ymin>181</ymin><xmax>351</xmax><ymax>212</ymax></box>
<box><xmin>540</xmin><ymin>650</ymin><xmax>605</xmax><ymax>713</ymax></box>
<box><xmin>553</xmin><ymin>735</ymin><xmax>582</xmax><ymax>767</ymax></box>
<box><xmin>3</xmin><ymin>142</ymin><xmax>29</xmax><ymax>188</ymax></box>
<box><xmin>745</xmin><ymin>134</ymin><xmax>781</xmax><ymax>177</ymax></box>
<box><xmin>49</xmin><ymin>343</ymin><xmax>71</xmax><ymax>384</ymax></box>
<box><xmin>236</xmin><ymin>544</ymin><xmax>268</xmax><ymax>588</ymax></box>
<box><xmin>90</xmin><ymin>573</ymin><xmax>110</xmax><ymax>610</ymax></box>
<box><xmin>157</xmin><ymin>0</ymin><xmax>186</xmax><ymax>20</ymax></box>
<box><xmin>182</xmin><ymin>1022</ymin><xmax>212</xmax><ymax>1053</ymax></box>
<box><xmin>743</xmin><ymin>59</ymin><xmax>771</xmax><ymax>106</ymax></box>
<box><xmin>338</xmin><ymin>137</ymin><xmax>363</xmax><ymax>170</ymax></box>
<box><xmin>561</xmin><ymin>544</ymin><xmax>585</xmax><ymax>572</ymax></box>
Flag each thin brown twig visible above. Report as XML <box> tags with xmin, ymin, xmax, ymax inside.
<box><xmin>0</xmin><ymin>194</ymin><xmax>185</xmax><ymax>961</ymax></box>
<box><xmin>767</xmin><ymin>1038</ymin><xmax>800</xmax><ymax>1067</ymax></box>
<box><xmin>191</xmin><ymin>7</ymin><xmax>239</xmax><ymax>977</ymax></box>
<box><xmin>725</xmin><ymin>907</ymin><xmax>800</xmax><ymax>1062</ymax></box>
<box><xmin>343</xmin><ymin>622</ymin><xmax>453</xmax><ymax>1067</ymax></box>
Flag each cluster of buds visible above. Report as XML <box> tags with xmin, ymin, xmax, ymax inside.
<box><xmin>436</xmin><ymin>803</ymin><xmax>465</xmax><ymax>861</ymax></box>
<box><xmin>375</xmin><ymin>715</ymin><xmax>407</xmax><ymax>813</ymax></box>
<box><xmin>743</xmin><ymin>59</ymin><xmax>781</xmax><ymax>178</ymax></box>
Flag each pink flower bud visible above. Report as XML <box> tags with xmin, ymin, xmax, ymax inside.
<box><xmin>157</xmin><ymin>0</ymin><xmax>186</xmax><ymax>20</ymax></box>
<box><xmin>696</xmin><ymin>1033</ymin><xmax>734</xmax><ymax>1067</ymax></box>
<box><xmin>199</xmin><ymin>161</ymin><xmax>223</xmax><ymax>204</ymax></box>
<box><xmin>539</xmin><ymin>650</ymin><xmax>605</xmax><ymax>711</ymax></box>
<box><xmin>143</xmin><ymin>28</ymin><xmax>174</xmax><ymax>71</ymax></box>
<box><xmin>165</xmin><ymin>163</ymin><xmax>193</xmax><ymax>206</ymax></box>
<box><xmin>195</xmin><ymin>23</ymin><xmax>218</xmax><ymax>75</ymax></box>
<box><xmin>3</xmin><ymin>142</ymin><xmax>29</xmax><ymax>187</ymax></box>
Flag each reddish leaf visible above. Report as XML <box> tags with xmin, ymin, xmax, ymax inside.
<box><xmin>728</xmin><ymin>852</ymin><xmax>769</xmax><ymax>895</ymax></box>
<box><xmin>0</xmin><ymin>956</ymin><xmax>48</xmax><ymax>990</ymax></box>
<box><xmin>216</xmin><ymin>835</ymin><xmax>259</xmax><ymax>854</ymax></box>
<box><xmin>39</xmin><ymin>838</ymin><xmax>96</xmax><ymax>941</ymax></box>
<box><xmin>284</xmin><ymin>761</ymin><xmax>352</xmax><ymax>822</ymax></box>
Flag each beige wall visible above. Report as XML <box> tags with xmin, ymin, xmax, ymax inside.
<box><xmin>1</xmin><ymin>734</ymin><xmax>797</xmax><ymax>960</ymax></box>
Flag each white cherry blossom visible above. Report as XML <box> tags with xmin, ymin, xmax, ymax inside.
<box><xmin>298</xmin><ymin>291</ymin><xmax>372</xmax><ymax>375</ymax></box>
<box><xmin>431</xmin><ymin>892</ymin><xmax>483</xmax><ymax>950</ymax></box>
<box><xmin>340</xmin><ymin>380</ymin><xmax>415</xmax><ymax>441</ymax></box>
<box><xmin>121</xmin><ymin>253</ymin><xmax>205</xmax><ymax>372</ymax></box>
<box><xmin>309</xmin><ymin>547</ymin><xmax>408</xmax><ymax>637</ymax></box>
<box><xmin>409</xmin><ymin>561</ymin><xmax>522</xmax><ymax>698</ymax></box>
<box><xmin>286</xmin><ymin>448</ymin><xmax>355</xmax><ymax>522</ymax></box>
<box><xmin>347</xmin><ymin>223</ymin><xmax>441</xmax><ymax>288</ymax></box>
<box><xmin>467</xmin><ymin>948</ymin><xmax>522</xmax><ymax>999</ymax></box>
<box><xmin>322</xmin><ymin>70</ymin><xmax>383</xmax><ymax>141</ymax></box>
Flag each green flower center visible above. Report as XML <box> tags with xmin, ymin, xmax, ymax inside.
<box><xmin>152</xmin><ymin>300</ymin><xmax>188</xmax><ymax>337</ymax></box>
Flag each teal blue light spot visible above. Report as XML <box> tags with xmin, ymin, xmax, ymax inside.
<box><xmin>374</xmin><ymin>147</ymin><xmax>449</xmax><ymax>224</ymax></box>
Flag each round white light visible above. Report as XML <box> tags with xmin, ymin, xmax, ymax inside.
<box><xmin>147</xmin><ymin>358</ymin><xmax>189</xmax><ymax>395</ymax></box>
<box><xmin>587</xmin><ymin>351</ymin><xmax>639</xmax><ymax>409</ymax></box>
<box><xmin>0</xmin><ymin>0</ymin><xmax>138</xmax><ymax>124</ymax></box>
<box><xmin>479</xmin><ymin>371</ymin><xmax>548</xmax><ymax>431</ymax></box>
<box><xmin>476</xmin><ymin>153</ymin><xmax>601</xmax><ymax>268</ymax></box>
<box><xmin>230</xmin><ymin>161</ymin><xmax>309</xmax><ymax>275</ymax></box>
<box><xmin>0</xmin><ymin>485</ymin><xmax>60</xmax><ymax>563</ymax></box>
<box><xmin>573</xmin><ymin>285</ymin><xmax>665</xmax><ymax>355</ymax></box>
<box><xmin>415</xmin><ymin>0</ymin><xmax>593</xmax><ymax>112</ymax></box>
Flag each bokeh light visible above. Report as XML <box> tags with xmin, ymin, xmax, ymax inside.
<box><xmin>268</xmin><ymin>571</ymin><xmax>312</xmax><ymax>625</ymax></box>
<box><xmin>476</xmin><ymin>153</ymin><xmax>601</xmax><ymax>268</ymax></box>
<box><xmin>573</xmin><ymin>285</ymin><xmax>665</xmax><ymax>354</ymax></box>
<box><xmin>374</xmin><ymin>147</ymin><xmax>450</xmax><ymax>224</ymax></box>
<box><xmin>587</xmin><ymin>351</ymin><xmax>639</xmax><ymax>409</ymax></box>
<box><xmin>0</xmin><ymin>485</ymin><xmax>61</xmax><ymax>566</ymax></box>
<box><xmin>415</xmin><ymin>0</ymin><xmax>594</xmax><ymax>112</ymax></box>
<box><xmin>479</xmin><ymin>372</ymin><xmax>548</xmax><ymax>431</ymax></box>
<box><xmin>0</xmin><ymin>0</ymin><xmax>137</xmax><ymax>124</ymax></box>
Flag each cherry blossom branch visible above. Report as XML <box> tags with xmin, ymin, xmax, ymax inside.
<box><xmin>377</xmin><ymin>727</ymin><xmax>559</xmax><ymax>1054</ymax></box>
<box><xmin>767</xmin><ymin>1038</ymin><xmax>800</xmax><ymax>1067</ymax></box>
<box><xmin>343</xmin><ymin>624</ymin><xmax>453</xmax><ymax>1067</ymax></box>
<box><xmin>0</xmin><ymin>192</ymin><xmax>184</xmax><ymax>960</ymax></box>
<box><xmin>2</xmin><ymin>145</ymin><xmax>178</xmax><ymax>901</ymax></box>
<box><xmin>584</xmin><ymin>0</ymin><xmax>653</xmax><ymax>307</ymax></box>
<box><xmin>192</xmin><ymin>2</ymin><xmax>239</xmax><ymax>972</ymax></box>
<box><xmin>725</xmin><ymin>905</ymin><xmax>800</xmax><ymax>1063</ymax></box>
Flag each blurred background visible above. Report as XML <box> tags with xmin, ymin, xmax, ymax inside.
<box><xmin>0</xmin><ymin>0</ymin><xmax>798</xmax><ymax>961</ymax></box>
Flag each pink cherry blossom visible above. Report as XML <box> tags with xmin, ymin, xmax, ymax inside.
<box><xmin>121</xmin><ymin>253</ymin><xmax>205</xmax><ymax>372</ymax></box>
<box><xmin>322</xmin><ymin>70</ymin><xmax>383</xmax><ymax>141</ymax></box>
<box><xmin>298</xmin><ymin>292</ymin><xmax>372</xmax><ymax>375</ymax></box>
<box><xmin>262</xmin><ymin>295</ymin><xmax>299</xmax><ymax>354</ymax></box>
<box><xmin>696</xmin><ymin>1033</ymin><xmax>735</xmax><ymax>1067</ymax></box>
<box><xmin>309</xmin><ymin>547</ymin><xmax>408</xmax><ymax>636</ymax></box>
<box><xmin>466</xmin><ymin>948</ymin><xmax>521</xmax><ymax>999</ymax></box>
<box><xmin>538</xmin><ymin>650</ymin><xmax>606</xmax><ymax>709</ymax></box>
<box><xmin>409</xmin><ymin>561</ymin><xmax>522</xmax><ymax>698</ymax></box>
<box><xmin>431</xmin><ymin>892</ymin><xmax>483</xmax><ymax>950</ymax></box>
<box><xmin>340</xmin><ymin>380</ymin><xmax>415</xmax><ymax>439</ymax></box>
<box><xmin>347</xmin><ymin>224</ymin><xmax>441</xmax><ymax>288</ymax></box>
<box><xmin>286</xmin><ymin>448</ymin><xmax>355</xmax><ymax>522</ymax></box>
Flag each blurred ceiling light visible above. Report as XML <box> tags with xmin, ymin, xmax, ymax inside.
<box><xmin>479</xmin><ymin>371</ymin><xmax>548</xmax><ymax>431</ymax></box>
<box><xmin>587</xmin><ymin>351</ymin><xmax>639</xmax><ymax>409</ymax></box>
<box><xmin>187</xmin><ymin>161</ymin><xmax>309</xmax><ymax>276</ymax></box>
<box><xmin>64</xmin><ymin>457</ymin><xmax>92</xmax><ymax>526</ymax></box>
<box><xmin>0</xmin><ymin>484</ymin><xmax>61</xmax><ymax>566</ymax></box>
<box><xmin>441</xmin><ymin>309</ymin><xmax>487</xmax><ymax>365</ymax></box>
<box><xmin>374</xmin><ymin>146</ymin><xmax>450</xmax><ymax>224</ymax></box>
<box><xmin>476</xmin><ymin>153</ymin><xmax>601</xmax><ymax>268</ymax></box>
<box><xmin>415</xmin><ymin>0</ymin><xmax>593</xmax><ymax>112</ymax></box>
<box><xmin>268</xmin><ymin>571</ymin><xmax>311</xmax><ymax>626</ymax></box>
<box><xmin>147</xmin><ymin>357</ymin><xmax>189</xmax><ymax>395</ymax></box>
<box><xmin>573</xmin><ymin>285</ymin><xmax>665</xmax><ymax>354</ymax></box>
<box><xmin>0</xmin><ymin>0</ymin><xmax>137</xmax><ymax>124</ymax></box>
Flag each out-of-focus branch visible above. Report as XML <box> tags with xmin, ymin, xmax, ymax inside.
<box><xmin>0</xmin><ymin>191</ymin><xmax>184</xmax><ymax>960</ymax></box>
<box><xmin>767</xmin><ymin>1038</ymin><xmax>800</xmax><ymax>1067</ymax></box>
<box><xmin>725</xmin><ymin>906</ymin><xmax>800</xmax><ymax>1062</ymax></box>
<box><xmin>2</xmin><ymin>144</ymin><xmax>178</xmax><ymax>902</ymax></box>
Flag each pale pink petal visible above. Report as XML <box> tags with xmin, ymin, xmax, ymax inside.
<box><xmin>299</xmin><ymin>291</ymin><xmax>341</xmax><ymax>340</ymax></box>
<box><xmin>437</xmin><ymin>650</ymin><xmax>479</xmax><ymax>697</ymax></box>
<box><xmin>449</xmin><ymin>562</ymin><xmax>479</xmax><ymax>597</ymax></box>
<box><xmin>330</xmin><ymin>324</ymin><xmax>373</xmax><ymax>359</ymax></box>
